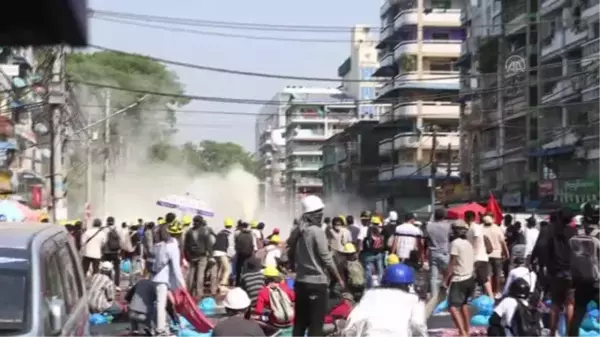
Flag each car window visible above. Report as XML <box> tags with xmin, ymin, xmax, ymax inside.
<box><xmin>64</xmin><ymin>238</ymin><xmax>84</xmax><ymax>298</ymax></box>
<box><xmin>56</xmin><ymin>243</ymin><xmax>81</xmax><ymax>313</ymax></box>
<box><xmin>43</xmin><ymin>246</ymin><xmax>64</xmax><ymax>335</ymax></box>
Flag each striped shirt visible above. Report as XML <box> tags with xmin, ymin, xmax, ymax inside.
<box><xmin>240</xmin><ymin>271</ymin><xmax>265</xmax><ymax>307</ymax></box>
<box><xmin>87</xmin><ymin>273</ymin><xmax>115</xmax><ymax>313</ymax></box>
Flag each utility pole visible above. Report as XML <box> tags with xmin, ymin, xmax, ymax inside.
<box><xmin>102</xmin><ymin>90</ymin><xmax>111</xmax><ymax>218</ymax></box>
<box><xmin>86</xmin><ymin>108</ymin><xmax>93</xmax><ymax>224</ymax></box>
<box><xmin>428</xmin><ymin>125</ymin><xmax>439</xmax><ymax>213</ymax></box>
<box><xmin>48</xmin><ymin>47</ymin><xmax>66</xmax><ymax>223</ymax></box>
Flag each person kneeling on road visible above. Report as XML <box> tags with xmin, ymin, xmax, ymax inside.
<box><xmin>213</xmin><ymin>287</ymin><xmax>266</xmax><ymax>337</ymax></box>
<box><xmin>88</xmin><ymin>261</ymin><xmax>123</xmax><ymax>315</ymax></box>
<box><xmin>253</xmin><ymin>266</ymin><xmax>295</xmax><ymax>328</ymax></box>
<box><xmin>488</xmin><ymin>278</ymin><xmax>541</xmax><ymax>337</ymax></box>
<box><xmin>342</xmin><ymin>263</ymin><xmax>428</xmax><ymax>337</ymax></box>
<box><xmin>125</xmin><ymin>278</ymin><xmax>179</xmax><ymax>335</ymax></box>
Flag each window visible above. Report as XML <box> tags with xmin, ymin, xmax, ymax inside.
<box><xmin>361</xmin><ymin>87</ymin><xmax>375</xmax><ymax>100</ymax></box>
<box><xmin>0</xmin><ymin>272</ymin><xmax>28</xmax><ymax>332</ymax></box>
<box><xmin>360</xmin><ymin>105</ymin><xmax>375</xmax><ymax>117</ymax></box>
<box><xmin>429</xmin><ymin>62</ymin><xmax>453</xmax><ymax>71</ymax></box>
<box><xmin>43</xmin><ymin>247</ymin><xmax>63</xmax><ymax>335</ymax></box>
<box><xmin>56</xmin><ymin>243</ymin><xmax>81</xmax><ymax>313</ymax></box>
<box><xmin>431</xmin><ymin>32</ymin><xmax>450</xmax><ymax>40</ymax></box>
<box><xmin>360</xmin><ymin>67</ymin><xmax>376</xmax><ymax>80</ymax></box>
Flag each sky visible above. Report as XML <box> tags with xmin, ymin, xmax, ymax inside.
<box><xmin>88</xmin><ymin>0</ymin><xmax>380</xmax><ymax>152</ymax></box>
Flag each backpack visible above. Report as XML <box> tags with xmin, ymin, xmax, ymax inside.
<box><xmin>510</xmin><ymin>299</ymin><xmax>542</xmax><ymax>336</ymax></box>
<box><xmin>213</xmin><ymin>229</ymin><xmax>230</xmax><ymax>252</ymax></box>
<box><xmin>346</xmin><ymin>260</ymin><xmax>365</xmax><ymax>287</ymax></box>
<box><xmin>569</xmin><ymin>228</ymin><xmax>600</xmax><ymax>283</ymax></box>
<box><xmin>104</xmin><ymin>229</ymin><xmax>121</xmax><ymax>253</ymax></box>
<box><xmin>483</xmin><ymin>235</ymin><xmax>494</xmax><ymax>254</ymax></box>
<box><xmin>364</xmin><ymin>227</ymin><xmax>384</xmax><ymax>252</ymax></box>
<box><xmin>268</xmin><ymin>285</ymin><xmax>294</xmax><ymax>323</ymax></box>
<box><xmin>235</xmin><ymin>231</ymin><xmax>254</xmax><ymax>256</ymax></box>
<box><xmin>152</xmin><ymin>242</ymin><xmax>170</xmax><ymax>275</ymax></box>
<box><xmin>186</xmin><ymin>228</ymin><xmax>208</xmax><ymax>260</ymax></box>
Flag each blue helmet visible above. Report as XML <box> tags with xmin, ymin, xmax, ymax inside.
<box><xmin>382</xmin><ymin>263</ymin><xmax>414</xmax><ymax>285</ymax></box>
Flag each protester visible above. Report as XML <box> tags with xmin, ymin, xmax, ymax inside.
<box><xmin>323</xmin><ymin>292</ymin><xmax>354</xmax><ymax>326</ymax></box>
<box><xmin>391</xmin><ymin>213</ymin><xmax>424</xmax><ymax>264</ymax></box>
<box><xmin>213</xmin><ymin>288</ymin><xmax>266</xmax><ymax>337</ymax></box>
<box><xmin>358</xmin><ymin>216</ymin><xmax>386</xmax><ymax>287</ymax></box>
<box><xmin>326</xmin><ymin>216</ymin><xmax>351</xmax><ymax>255</ymax></box>
<box><xmin>253</xmin><ymin>266</ymin><xmax>295</xmax><ymax>328</ymax></box>
<box><xmin>214</xmin><ymin>217</ymin><xmax>235</xmax><ymax>291</ymax></box>
<box><xmin>266</xmin><ymin>227</ymin><xmax>280</xmax><ymax>242</ymax></box>
<box><xmin>465</xmin><ymin>211</ymin><xmax>494</xmax><ymax>299</ymax></box>
<box><xmin>263</xmin><ymin>235</ymin><xmax>282</xmax><ymax>269</ymax></box>
<box><xmin>288</xmin><ymin>195</ymin><xmax>344</xmax><ymax>337</ymax></box>
<box><xmin>343</xmin><ymin>263</ymin><xmax>428</xmax><ymax>337</ymax></box>
<box><xmin>382</xmin><ymin>210</ymin><xmax>399</xmax><ymax>252</ymax></box>
<box><xmin>183</xmin><ymin>215</ymin><xmax>215</xmax><ymax>298</ymax></box>
<box><xmin>151</xmin><ymin>224</ymin><xmax>186</xmax><ymax>336</ymax></box>
<box><xmin>482</xmin><ymin>214</ymin><xmax>509</xmax><ymax>298</ymax></box>
<box><xmin>88</xmin><ymin>261</ymin><xmax>121</xmax><ymax>315</ymax></box>
<box><xmin>488</xmin><ymin>278</ymin><xmax>540</xmax><ymax>337</ymax></box>
<box><xmin>356</xmin><ymin>211</ymin><xmax>372</xmax><ymax>252</ymax></box>
<box><xmin>425</xmin><ymin>208</ymin><xmax>451</xmax><ymax>301</ymax></box>
<box><xmin>250</xmin><ymin>221</ymin><xmax>264</xmax><ymax>250</ymax></box>
<box><xmin>125</xmin><ymin>278</ymin><xmax>162</xmax><ymax>335</ymax></box>
<box><xmin>240</xmin><ymin>257</ymin><xmax>265</xmax><ymax>309</ymax></box>
<box><xmin>346</xmin><ymin>215</ymin><xmax>361</xmax><ymax>248</ymax></box>
<box><xmin>524</xmin><ymin>216</ymin><xmax>540</xmax><ymax>259</ymax></box>
<box><xmin>102</xmin><ymin>216</ymin><xmax>123</xmax><ymax>289</ymax></box>
<box><xmin>72</xmin><ymin>220</ymin><xmax>83</xmax><ymax>251</ymax></box>
<box><xmin>502</xmin><ymin>256</ymin><xmax>537</xmax><ymax>296</ymax></box>
<box><xmin>322</xmin><ymin>216</ymin><xmax>331</xmax><ymax>231</ymax></box>
<box><xmin>81</xmin><ymin>218</ymin><xmax>107</xmax><ymax>275</ymax></box>
<box><xmin>235</xmin><ymin>221</ymin><xmax>256</xmax><ymax>286</ymax></box>
<box><xmin>386</xmin><ymin>253</ymin><xmax>400</xmax><ymax>266</ymax></box>
<box><xmin>341</xmin><ymin>243</ymin><xmax>365</xmax><ymax>301</ymax></box>
<box><xmin>445</xmin><ymin>220</ymin><xmax>475</xmax><ymax>337</ymax></box>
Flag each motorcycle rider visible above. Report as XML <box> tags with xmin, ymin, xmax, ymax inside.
<box><xmin>342</xmin><ymin>263</ymin><xmax>427</xmax><ymax>337</ymax></box>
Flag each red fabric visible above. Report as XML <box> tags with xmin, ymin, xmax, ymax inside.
<box><xmin>254</xmin><ymin>282</ymin><xmax>295</xmax><ymax>326</ymax></box>
<box><xmin>172</xmin><ymin>288</ymin><xmax>214</xmax><ymax>333</ymax></box>
<box><xmin>324</xmin><ymin>300</ymin><xmax>353</xmax><ymax>324</ymax></box>
<box><xmin>486</xmin><ymin>193</ymin><xmax>503</xmax><ymax>225</ymax></box>
<box><xmin>446</xmin><ymin>203</ymin><xmax>486</xmax><ymax>222</ymax></box>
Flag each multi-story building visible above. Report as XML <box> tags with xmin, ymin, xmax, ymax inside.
<box><xmin>372</xmin><ymin>0</ymin><xmax>464</xmax><ymax>213</ymax></box>
<box><xmin>337</xmin><ymin>24</ymin><xmax>391</xmax><ymax>119</ymax></box>
<box><xmin>283</xmin><ymin>88</ymin><xmax>356</xmax><ymax>214</ymax></box>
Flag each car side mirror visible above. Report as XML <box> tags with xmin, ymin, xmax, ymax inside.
<box><xmin>47</xmin><ymin>297</ymin><xmax>65</xmax><ymax>335</ymax></box>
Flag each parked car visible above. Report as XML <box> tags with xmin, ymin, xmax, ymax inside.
<box><xmin>0</xmin><ymin>222</ymin><xmax>89</xmax><ymax>336</ymax></box>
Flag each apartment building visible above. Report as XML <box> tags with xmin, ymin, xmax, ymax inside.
<box><xmin>283</xmin><ymin>88</ymin><xmax>356</xmax><ymax>213</ymax></box>
<box><xmin>337</xmin><ymin>24</ymin><xmax>392</xmax><ymax>119</ymax></box>
<box><xmin>373</xmin><ymin>0</ymin><xmax>464</xmax><ymax>212</ymax></box>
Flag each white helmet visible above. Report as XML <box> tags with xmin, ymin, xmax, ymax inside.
<box><xmin>301</xmin><ymin>195</ymin><xmax>325</xmax><ymax>213</ymax></box>
<box><xmin>100</xmin><ymin>261</ymin><xmax>113</xmax><ymax>271</ymax></box>
<box><xmin>222</xmin><ymin>287</ymin><xmax>251</xmax><ymax>310</ymax></box>
<box><xmin>388</xmin><ymin>211</ymin><xmax>398</xmax><ymax>221</ymax></box>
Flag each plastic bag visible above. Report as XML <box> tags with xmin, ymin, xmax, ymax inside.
<box><xmin>588</xmin><ymin>301</ymin><xmax>599</xmax><ymax>311</ymax></box>
<box><xmin>179</xmin><ymin>328</ymin><xmax>213</xmax><ymax>337</ymax></box>
<box><xmin>179</xmin><ymin>316</ymin><xmax>192</xmax><ymax>329</ymax></box>
<box><xmin>581</xmin><ymin>316</ymin><xmax>600</xmax><ymax>331</ymax></box>
<box><xmin>89</xmin><ymin>313</ymin><xmax>112</xmax><ymax>325</ymax></box>
<box><xmin>198</xmin><ymin>297</ymin><xmax>217</xmax><ymax>316</ymax></box>
<box><xmin>471</xmin><ymin>295</ymin><xmax>494</xmax><ymax>312</ymax></box>
<box><xmin>581</xmin><ymin>329</ymin><xmax>600</xmax><ymax>337</ymax></box>
<box><xmin>589</xmin><ymin>309</ymin><xmax>599</xmax><ymax>319</ymax></box>
<box><xmin>285</xmin><ymin>276</ymin><xmax>295</xmax><ymax>290</ymax></box>
<box><xmin>121</xmin><ymin>259</ymin><xmax>131</xmax><ymax>274</ymax></box>
<box><xmin>433</xmin><ymin>299</ymin><xmax>449</xmax><ymax>314</ymax></box>
<box><xmin>470</xmin><ymin>314</ymin><xmax>490</xmax><ymax>326</ymax></box>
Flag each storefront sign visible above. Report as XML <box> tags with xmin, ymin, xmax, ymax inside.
<box><xmin>539</xmin><ymin>180</ymin><xmax>556</xmax><ymax>197</ymax></box>
<box><xmin>558</xmin><ymin>178</ymin><xmax>599</xmax><ymax>207</ymax></box>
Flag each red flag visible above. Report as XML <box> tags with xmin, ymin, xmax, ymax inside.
<box><xmin>486</xmin><ymin>192</ymin><xmax>503</xmax><ymax>224</ymax></box>
<box><xmin>172</xmin><ymin>288</ymin><xmax>214</xmax><ymax>333</ymax></box>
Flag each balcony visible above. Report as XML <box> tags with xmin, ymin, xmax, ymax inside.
<box><xmin>394</xmin><ymin>40</ymin><xmax>462</xmax><ymax>58</ymax></box>
<box><xmin>394</xmin><ymin>9</ymin><xmax>461</xmax><ymax>29</ymax></box>
<box><xmin>539</xmin><ymin>0</ymin><xmax>566</xmax><ymax>15</ymax></box>
<box><xmin>542</xmin><ymin>29</ymin><xmax>588</xmax><ymax>58</ymax></box>
<box><xmin>393</xmin><ymin>132</ymin><xmax>460</xmax><ymax>149</ymax></box>
<box><xmin>583</xmin><ymin>0</ymin><xmax>600</xmax><ymax>20</ymax></box>
<box><xmin>391</xmin><ymin>162</ymin><xmax>460</xmax><ymax>178</ymax></box>
<box><xmin>378</xmin><ymin>165</ymin><xmax>394</xmax><ymax>181</ymax></box>
<box><xmin>582</xmin><ymin>38</ymin><xmax>599</xmax><ymax>67</ymax></box>
<box><xmin>287</xmin><ymin>129</ymin><xmax>328</xmax><ymax>141</ymax></box>
<box><xmin>295</xmin><ymin>178</ymin><xmax>323</xmax><ymax>187</ymax></box>
<box><xmin>380</xmin><ymin>24</ymin><xmax>394</xmax><ymax>42</ymax></box>
<box><xmin>541</xmin><ymin>79</ymin><xmax>575</xmax><ymax>103</ymax></box>
<box><xmin>379</xmin><ymin>138</ymin><xmax>393</xmax><ymax>155</ymax></box>
<box><xmin>379</xmin><ymin>51</ymin><xmax>395</xmax><ymax>69</ymax></box>
<box><xmin>288</xmin><ymin>144</ymin><xmax>322</xmax><ymax>156</ymax></box>
<box><xmin>288</xmin><ymin>161</ymin><xmax>323</xmax><ymax>171</ymax></box>
<box><xmin>392</xmin><ymin>101</ymin><xmax>460</xmax><ymax>119</ymax></box>
<box><xmin>394</xmin><ymin>71</ymin><xmax>459</xmax><ymax>90</ymax></box>
<box><xmin>288</xmin><ymin>114</ymin><xmax>325</xmax><ymax>124</ymax></box>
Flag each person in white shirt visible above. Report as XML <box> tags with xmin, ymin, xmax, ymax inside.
<box><xmin>81</xmin><ymin>218</ymin><xmax>107</xmax><ymax>275</ymax></box>
<box><xmin>342</xmin><ymin>263</ymin><xmax>427</xmax><ymax>337</ymax></box>
<box><xmin>523</xmin><ymin>217</ymin><xmax>540</xmax><ymax>258</ymax></box>
<box><xmin>263</xmin><ymin>235</ymin><xmax>282</xmax><ymax>268</ymax></box>
<box><xmin>502</xmin><ymin>257</ymin><xmax>537</xmax><ymax>296</ymax></box>
<box><xmin>489</xmin><ymin>278</ymin><xmax>539</xmax><ymax>337</ymax></box>
<box><xmin>391</xmin><ymin>213</ymin><xmax>424</xmax><ymax>261</ymax></box>
<box><xmin>465</xmin><ymin>211</ymin><xmax>494</xmax><ymax>299</ymax></box>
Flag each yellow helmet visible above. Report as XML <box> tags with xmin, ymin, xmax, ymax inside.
<box><xmin>269</xmin><ymin>235</ymin><xmax>281</xmax><ymax>244</ymax></box>
<box><xmin>386</xmin><ymin>254</ymin><xmax>400</xmax><ymax>265</ymax></box>
<box><xmin>250</xmin><ymin>220</ymin><xmax>259</xmax><ymax>229</ymax></box>
<box><xmin>167</xmin><ymin>221</ymin><xmax>184</xmax><ymax>235</ymax></box>
<box><xmin>158</xmin><ymin>219</ymin><xmax>166</xmax><ymax>225</ymax></box>
<box><xmin>338</xmin><ymin>215</ymin><xmax>347</xmax><ymax>225</ymax></box>
<box><xmin>224</xmin><ymin>217</ymin><xmax>234</xmax><ymax>228</ymax></box>
<box><xmin>370</xmin><ymin>216</ymin><xmax>382</xmax><ymax>225</ymax></box>
<box><xmin>343</xmin><ymin>243</ymin><xmax>357</xmax><ymax>254</ymax></box>
<box><xmin>263</xmin><ymin>266</ymin><xmax>280</xmax><ymax>278</ymax></box>
<box><xmin>181</xmin><ymin>215</ymin><xmax>193</xmax><ymax>226</ymax></box>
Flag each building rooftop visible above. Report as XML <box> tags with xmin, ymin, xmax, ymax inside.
<box><xmin>289</xmin><ymin>91</ymin><xmax>356</xmax><ymax>105</ymax></box>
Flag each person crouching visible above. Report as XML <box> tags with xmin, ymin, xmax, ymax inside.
<box><xmin>253</xmin><ymin>266</ymin><xmax>295</xmax><ymax>328</ymax></box>
<box><xmin>88</xmin><ymin>261</ymin><xmax>122</xmax><ymax>315</ymax></box>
